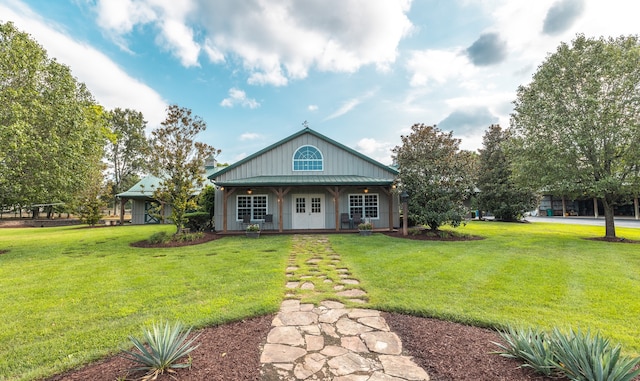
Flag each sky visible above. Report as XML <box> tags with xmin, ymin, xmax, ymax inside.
<box><xmin>1</xmin><ymin>0</ymin><xmax>639</xmax><ymax>165</ymax></box>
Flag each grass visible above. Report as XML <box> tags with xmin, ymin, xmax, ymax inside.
<box><xmin>2</xmin><ymin>221</ymin><xmax>640</xmax><ymax>380</ymax></box>
<box><xmin>0</xmin><ymin>225</ymin><xmax>290</xmax><ymax>381</ymax></box>
<box><xmin>329</xmin><ymin>221</ymin><xmax>640</xmax><ymax>355</ymax></box>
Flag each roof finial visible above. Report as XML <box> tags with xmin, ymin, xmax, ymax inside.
<box><xmin>302</xmin><ymin>120</ymin><xmax>309</xmax><ymax>129</ymax></box>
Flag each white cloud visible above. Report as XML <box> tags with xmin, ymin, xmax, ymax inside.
<box><xmin>239</xmin><ymin>132</ymin><xmax>262</xmax><ymax>141</ymax></box>
<box><xmin>91</xmin><ymin>0</ymin><xmax>414</xmax><ymax>85</ymax></box>
<box><xmin>406</xmin><ymin>49</ymin><xmax>476</xmax><ymax>87</ymax></box>
<box><xmin>324</xmin><ymin>90</ymin><xmax>377</xmax><ymax>121</ymax></box>
<box><xmin>1</xmin><ymin>0</ymin><xmax>168</xmax><ymax>129</ymax></box>
<box><xmin>220</xmin><ymin>88</ymin><xmax>260</xmax><ymax>109</ymax></box>
<box><xmin>354</xmin><ymin>137</ymin><xmax>394</xmax><ymax>165</ymax></box>
<box><xmin>308</xmin><ymin>105</ymin><xmax>318</xmax><ymax>112</ymax></box>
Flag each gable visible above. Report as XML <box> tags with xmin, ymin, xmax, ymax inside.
<box><xmin>211</xmin><ymin>128</ymin><xmax>398</xmax><ymax>184</ymax></box>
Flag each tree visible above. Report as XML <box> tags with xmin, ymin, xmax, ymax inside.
<box><xmin>392</xmin><ymin>123</ymin><xmax>476</xmax><ymax>231</ymax></box>
<box><xmin>477</xmin><ymin>124</ymin><xmax>538</xmax><ymax>221</ymax></box>
<box><xmin>0</xmin><ymin>22</ymin><xmax>105</xmax><ymax>213</ymax></box>
<box><xmin>148</xmin><ymin>105</ymin><xmax>219</xmax><ymax>234</ymax></box>
<box><xmin>104</xmin><ymin>108</ymin><xmax>149</xmax><ymax>214</ymax></box>
<box><xmin>510</xmin><ymin>34</ymin><xmax>640</xmax><ymax>238</ymax></box>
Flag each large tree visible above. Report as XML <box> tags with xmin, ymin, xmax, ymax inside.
<box><xmin>477</xmin><ymin>124</ymin><xmax>538</xmax><ymax>221</ymax></box>
<box><xmin>511</xmin><ymin>34</ymin><xmax>640</xmax><ymax>238</ymax></box>
<box><xmin>392</xmin><ymin>123</ymin><xmax>476</xmax><ymax>231</ymax></box>
<box><xmin>104</xmin><ymin>108</ymin><xmax>149</xmax><ymax>213</ymax></box>
<box><xmin>149</xmin><ymin>105</ymin><xmax>219</xmax><ymax>234</ymax></box>
<box><xmin>0</xmin><ymin>22</ymin><xmax>105</xmax><ymax>213</ymax></box>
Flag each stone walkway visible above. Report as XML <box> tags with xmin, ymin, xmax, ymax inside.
<box><xmin>260</xmin><ymin>235</ymin><xmax>429</xmax><ymax>380</ymax></box>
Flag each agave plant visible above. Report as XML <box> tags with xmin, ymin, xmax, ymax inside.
<box><xmin>493</xmin><ymin>324</ymin><xmax>559</xmax><ymax>377</ymax></box>
<box><xmin>122</xmin><ymin>321</ymin><xmax>201</xmax><ymax>380</ymax></box>
<box><xmin>550</xmin><ymin>327</ymin><xmax>640</xmax><ymax>381</ymax></box>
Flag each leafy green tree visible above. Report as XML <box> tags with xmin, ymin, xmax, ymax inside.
<box><xmin>104</xmin><ymin>108</ymin><xmax>149</xmax><ymax>214</ymax></box>
<box><xmin>392</xmin><ymin>123</ymin><xmax>476</xmax><ymax>231</ymax></box>
<box><xmin>511</xmin><ymin>34</ymin><xmax>640</xmax><ymax>238</ymax></box>
<box><xmin>477</xmin><ymin>124</ymin><xmax>538</xmax><ymax>221</ymax></box>
<box><xmin>148</xmin><ymin>105</ymin><xmax>219</xmax><ymax>234</ymax></box>
<box><xmin>0</xmin><ymin>22</ymin><xmax>105</xmax><ymax>213</ymax></box>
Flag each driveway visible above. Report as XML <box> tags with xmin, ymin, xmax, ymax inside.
<box><xmin>525</xmin><ymin>215</ymin><xmax>640</xmax><ymax>229</ymax></box>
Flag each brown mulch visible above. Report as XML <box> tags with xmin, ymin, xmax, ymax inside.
<box><xmin>130</xmin><ymin>231</ymin><xmax>220</xmax><ymax>248</ymax></box>
<box><xmin>44</xmin><ymin>312</ymin><xmax>551</xmax><ymax>381</ymax></box>
<box><xmin>384</xmin><ymin>228</ymin><xmax>484</xmax><ymax>241</ymax></box>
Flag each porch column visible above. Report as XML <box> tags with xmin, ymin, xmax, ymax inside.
<box><xmin>326</xmin><ymin>186</ymin><xmax>342</xmax><ymax>231</ymax></box>
<box><xmin>562</xmin><ymin>196</ymin><xmax>566</xmax><ymax>218</ymax></box>
<box><xmin>593</xmin><ymin>198</ymin><xmax>599</xmax><ymax>218</ymax></box>
<box><xmin>270</xmin><ymin>187</ymin><xmax>291</xmax><ymax>232</ymax></box>
<box><xmin>379</xmin><ymin>186</ymin><xmax>394</xmax><ymax>232</ymax></box>
<box><xmin>634</xmin><ymin>197</ymin><xmax>639</xmax><ymax>220</ymax></box>
<box><xmin>222</xmin><ymin>187</ymin><xmax>237</xmax><ymax>233</ymax></box>
<box><xmin>119</xmin><ymin>197</ymin><xmax>127</xmax><ymax>225</ymax></box>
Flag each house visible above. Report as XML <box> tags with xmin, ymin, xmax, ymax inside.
<box><xmin>117</xmin><ymin>157</ymin><xmax>219</xmax><ymax>225</ymax></box>
<box><xmin>209</xmin><ymin>127</ymin><xmax>400</xmax><ymax>232</ymax></box>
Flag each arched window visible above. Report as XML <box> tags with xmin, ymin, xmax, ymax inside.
<box><xmin>293</xmin><ymin>145</ymin><xmax>323</xmax><ymax>171</ymax></box>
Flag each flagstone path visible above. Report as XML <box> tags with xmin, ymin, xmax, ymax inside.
<box><xmin>260</xmin><ymin>235</ymin><xmax>430</xmax><ymax>381</ymax></box>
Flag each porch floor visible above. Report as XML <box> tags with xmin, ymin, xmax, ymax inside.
<box><xmin>216</xmin><ymin>228</ymin><xmax>396</xmax><ymax>236</ymax></box>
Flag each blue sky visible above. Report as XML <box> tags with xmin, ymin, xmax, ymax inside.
<box><xmin>1</xmin><ymin>0</ymin><xmax>638</xmax><ymax>165</ymax></box>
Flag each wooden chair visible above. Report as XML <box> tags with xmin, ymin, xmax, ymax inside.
<box><xmin>264</xmin><ymin>214</ymin><xmax>274</xmax><ymax>230</ymax></box>
<box><xmin>241</xmin><ymin>214</ymin><xmax>251</xmax><ymax>230</ymax></box>
<box><xmin>352</xmin><ymin>213</ymin><xmax>362</xmax><ymax>227</ymax></box>
<box><xmin>340</xmin><ymin>213</ymin><xmax>352</xmax><ymax>229</ymax></box>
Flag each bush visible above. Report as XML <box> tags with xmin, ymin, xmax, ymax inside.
<box><xmin>122</xmin><ymin>321</ymin><xmax>200</xmax><ymax>380</ymax></box>
<box><xmin>148</xmin><ymin>231</ymin><xmax>171</xmax><ymax>244</ymax></box>
<box><xmin>184</xmin><ymin>211</ymin><xmax>211</xmax><ymax>232</ymax></box>
<box><xmin>494</xmin><ymin>325</ymin><xmax>640</xmax><ymax>381</ymax></box>
<box><xmin>175</xmin><ymin>232</ymin><xmax>204</xmax><ymax>242</ymax></box>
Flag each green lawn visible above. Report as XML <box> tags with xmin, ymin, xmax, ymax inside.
<box><xmin>2</xmin><ymin>222</ymin><xmax>640</xmax><ymax>380</ymax></box>
<box><xmin>0</xmin><ymin>225</ymin><xmax>290</xmax><ymax>381</ymax></box>
<box><xmin>329</xmin><ymin>221</ymin><xmax>640</xmax><ymax>355</ymax></box>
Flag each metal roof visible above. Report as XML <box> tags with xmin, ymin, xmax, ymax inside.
<box><xmin>215</xmin><ymin>175</ymin><xmax>394</xmax><ymax>187</ymax></box>
<box><xmin>117</xmin><ymin>166</ymin><xmax>221</xmax><ymax>199</ymax></box>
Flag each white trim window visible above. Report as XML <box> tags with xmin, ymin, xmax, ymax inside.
<box><xmin>237</xmin><ymin>195</ymin><xmax>268</xmax><ymax>220</ymax></box>
<box><xmin>293</xmin><ymin>145</ymin><xmax>323</xmax><ymax>171</ymax></box>
<box><xmin>349</xmin><ymin>193</ymin><xmax>379</xmax><ymax>219</ymax></box>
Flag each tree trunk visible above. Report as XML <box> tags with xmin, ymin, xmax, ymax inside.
<box><xmin>602</xmin><ymin>198</ymin><xmax>616</xmax><ymax>239</ymax></box>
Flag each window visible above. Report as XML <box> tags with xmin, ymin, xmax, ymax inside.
<box><xmin>237</xmin><ymin>195</ymin><xmax>268</xmax><ymax>220</ymax></box>
<box><xmin>349</xmin><ymin>194</ymin><xmax>379</xmax><ymax>219</ymax></box>
<box><xmin>293</xmin><ymin>145</ymin><xmax>323</xmax><ymax>171</ymax></box>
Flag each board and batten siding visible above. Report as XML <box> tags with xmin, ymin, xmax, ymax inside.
<box><xmin>216</xmin><ymin>134</ymin><xmax>395</xmax><ymax>181</ymax></box>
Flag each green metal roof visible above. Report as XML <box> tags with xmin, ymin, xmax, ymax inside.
<box><xmin>116</xmin><ymin>175</ymin><xmax>162</xmax><ymax>199</ymax></box>
<box><xmin>209</xmin><ymin>127</ymin><xmax>399</xmax><ymax>179</ymax></box>
<box><xmin>215</xmin><ymin>175</ymin><xmax>394</xmax><ymax>187</ymax></box>
<box><xmin>118</xmin><ymin>166</ymin><xmax>221</xmax><ymax>199</ymax></box>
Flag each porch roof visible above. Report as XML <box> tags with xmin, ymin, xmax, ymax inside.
<box><xmin>215</xmin><ymin>175</ymin><xmax>394</xmax><ymax>187</ymax></box>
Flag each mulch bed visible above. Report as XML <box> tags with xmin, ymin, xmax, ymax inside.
<box><xmin>44</xmin><ymin>313</ymin><xmax>555</xmax><ymax>381</ymax></box>
<box><xmin>130</xmin><ymin>231</ymin><xmax>220</xmax><ymax>248</ymax></box>
<box><xmin>384</xmin><ymin>228</ymin><xmax>484</xmax><ymax>241</ymax></box>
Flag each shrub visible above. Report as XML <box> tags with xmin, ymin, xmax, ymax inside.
<box><xmin>122</xmin><ymin>321</ymin><xmax>200</xmax><ymax>380</ymax></box>
<box><xmin>148</xmin><ymin>231</ymin><xmax>171</xmax><ymax>244</ymax></box>
<box><xmin>175</xmin><ymin>232</ymin><xmax>204</xmax><ymax>242</ymax></box>
<box><xmin>494</xmin><ymin>325</ymin><xmax>640</xmax><ymax>381</ymax></box>
<box><xmin>184</xmin><ymin>211</ymin><xmax>211</xmax><ymax>232</ymax></box>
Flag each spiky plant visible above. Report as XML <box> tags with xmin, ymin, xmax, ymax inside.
<box><xmin>122</xmin><ymin>321</ymin><xmax>200</xmax><ymax>380</ymax></box>
<box><xmin>550</xmin><ymin>327</ymin><xmax>640</xmax><ymax>381</ymax></box>
<box><xmin>493</xmin><ymin>325</ymin><xmax>559</xmax><ymax>377</ymax></box>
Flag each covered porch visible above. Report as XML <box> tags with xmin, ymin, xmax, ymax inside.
<box><xmin>214</xmin><ymin>176</ymin><xmax>399</xmax><ymax>233</ymax></box>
